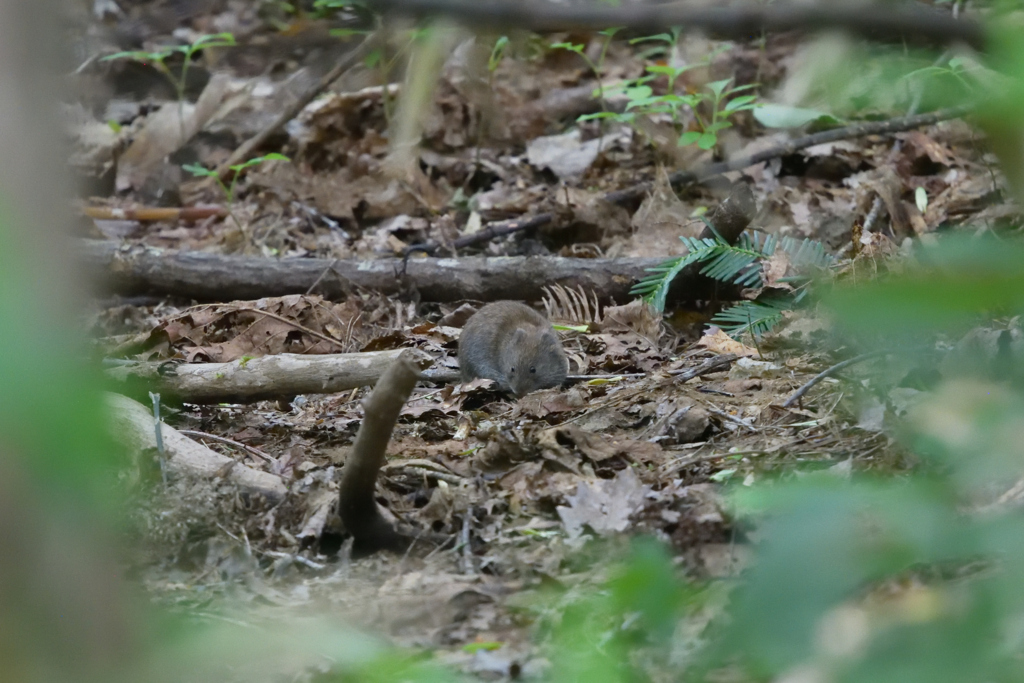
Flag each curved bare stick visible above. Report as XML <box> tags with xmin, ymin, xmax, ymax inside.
<box><xmin>338</xmin><ymin>351</ymin><xmax>423</xmax><ymax>553</ymax></box>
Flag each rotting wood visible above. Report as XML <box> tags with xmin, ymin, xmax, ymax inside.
<box><xmin>338</xmin><ymin>351</ymin><xmax>423</xmax><ymax>554</ymax></box>
<box><xmin>84</xmin><ymin>182</ymin><xmax>754</xmax><ymax>304</ymax></box>
<box><xmin>105</xmin><ymin>348</ymin><xmax>433</xmax><ymax>404</ymax></box>
<box><xmin>106</xmin><ymin>392</ymin><xmax>287</xmax><ymax>501</ymax></box>
<box><xmin>85</xmin><ymin>240</ymin><xmax>660</xmax><ymax>302</ymax></box>
<box><xmin>85</xmin><ymin>242</ymin><xmax>759</xmax><ymax>304</ymax></box>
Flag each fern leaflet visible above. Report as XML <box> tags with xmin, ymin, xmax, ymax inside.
<box><xmin>712</xmin><ymin>298</ymin><xmax>792</xmax><ymax>338</ymax></box>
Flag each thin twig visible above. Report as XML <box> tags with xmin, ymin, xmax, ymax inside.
<box><xmin>177</xmin><ymin>429</ymin><xmax>275</xmax><ymax>464</ymax></box>
<box><xmin>385</xmin><ymin>465</ymin><xmax>464</xmax><ymax>485</ymax></box>
<box><xmin>783</xmin><ymin>350</ymin><xmax>892</xmax><ymax>408</ymax></box>
<box><xmin>83</xmin><ymin>205</ymin><xmax>227</xmax><ymax>222</ymax></box>
<box><xmin>566</xmin><ymin>372</ymin><xmax>646</xmax><ymax>382</ymax></box>
<box><xmin>305</xmin><ymin>258</ymin><xmax>340</xmax><ymax>296</ymax></box>
<box><xmin>149</xmin><ymin>391</ymin><xmax>167</xmax><ymax>486</ymax></box>
<box><xmin>669</xmin><ymin>354</ymin><xmax>738</xmax><ymax>381</ymax></box>
<box><xmin>460</xmin><ymin>516</ymin><xmax>474</xmax><ymax>575</ymax></box>
<box><xmin>606</xmin><ymin>105</ymin><xmax>974</xmax><ymax>206</ymax></box>
<box><xmin>706</xmin><ymin>405</ymin><xmax>757</xmax><ymax>431</ymax></box>
<box><xmin>213</xmin><ymin>35</ymin><xmax>377</xmax><ymax>180</ymax></box>
<box><xmin>263</xmin><ymin>550</ymin><xmax>326</xmax><ymax>571</ymax></box>
<box><xmin>661</xmin><ymin>450</ymin><xmax>734</xmax><ymax>475</ymax></box>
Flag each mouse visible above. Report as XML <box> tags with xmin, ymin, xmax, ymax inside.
<box><xmin>457</xmin><ymin>301</ymin><xmax>568</xmax><ymax>396</ymax></box>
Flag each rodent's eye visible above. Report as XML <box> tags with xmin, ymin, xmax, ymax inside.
<box><xmin>530</xmin><ymin>366</ymin><xmax>536</xmax><ymax>374</ymax></box>
<box><xmin>509</xmin><ymin>366</ymin><xmax>515</xmax><ymax>374</ymax></box>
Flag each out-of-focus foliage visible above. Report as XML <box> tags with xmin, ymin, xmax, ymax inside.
<box><xmin>14</xmin><ymin>3</ymin><xmax>1024</xmax><ymax>683</ymax></box>
<box><xmin>527</xmin><ymin>539</ymin><xmax>706</xmax><ymax>683</ymax></box>
<box><xmin>680</xmin><ymin>13</ymin><xmax>1024</xmax><ymax>680</ymax></box>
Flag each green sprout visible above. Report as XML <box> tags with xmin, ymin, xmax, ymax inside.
<box><xmin>581</xmin><ymin>38</ymin><xmax>760</xmax><ymax>152</ymax></box>
<box><xmin>552</xmin><ymin>28</ymin><xmax>621</xmax><ymax>117</ymax></box>
<box><xmin>102</xmin><ymin>33</ymin><xmax>236</xmax><ymax>143</ymax></box>
<box><xmin>101</xmin><ymin>32</ymin><xmax>236</xmax><ymax>105</ymax></box>
<box><xmin>182</xmin><ymin>153</ymin><xmax>289</xmax><ymax>205</ymax></box>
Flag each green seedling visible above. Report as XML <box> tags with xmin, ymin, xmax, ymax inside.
<box><xmin>678</xmin><ymin>78</ymin><xmax>760</xmax><ymax>149</ymax></box>
<box><xmin>101</xmin><ymin>32</ymin><xmax>236</xmax><ymax>105</ymax></box>
<box><xmin>183</xmin><ymin>153</ymin><xmax>289</xmax><ymax>205</ymax></box>
<box><xmin>102</xmin><ymin>33</ymin><xmax>235</xmax><ymax>143</ymax></box>
<box><xmin>488</xmin><ymin>35</ymin><xmax>509</xmax><ymax>74</ymax></box>
<box><xmin>552</xmin><ymin>28</ymin><xmax>620</xmax><ymax>116</ymax></box>
<box><xmin>581</xmin><ymin>37</ymin><xmax>759</xmax><ymax>152</ymax></box>
<box><xmin>903</xmin><ymin>55</ymin><xmax>976</xmax><ymax>93</ymax></box>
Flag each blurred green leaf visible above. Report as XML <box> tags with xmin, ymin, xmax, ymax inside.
<box><xmin>754</xmin><ymin>103</ymin><xmax>842</xmax><ymax>128</ymax></box>
<box><xmin>825</xmin><ymin>236</ymin><xmax>1024</xmax><ymax>337</ymax></box>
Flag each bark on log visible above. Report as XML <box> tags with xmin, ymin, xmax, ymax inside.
<box><xmin>106</xmin><ymin>392</ymin><xmax>287</xmax><ymax>501</ymax></box>
<box><xmin>105</xmin><ymin>348</ymin><xmax>434</xmax><ymax>404</ymax></box>
<box><xmin>83</xmin><ymin>240</ymin><xmax>739</xmax><ymax>304</ymax></box>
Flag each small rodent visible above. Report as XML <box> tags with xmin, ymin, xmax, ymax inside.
<box><xmin>458</xmin><ymin>301</ymin><xmax>568</xmax><ymax>396</ymax></box>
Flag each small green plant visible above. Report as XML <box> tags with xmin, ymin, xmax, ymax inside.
<box><xmin>102</xmin><ymin>33</ymin><xmax>236</xmax><ymax>144</ymax></box>
<box><xmin>552</xmin><ymin>28</ymin><xmax>621</xmax><ymax>116</ymax></box>
<box><xmin>579</xmin><ymin>34</ymin><xmax>759</xmax><ymax>151</ymax></box>
<box><xmin>586</xmin><ymin>73</ymin><xmax>759</xmax><ymax>150</ymax></box>
<box><xmin>488</xmin><ymin>35</ymin><xmax>510</xmax><ymax>74</ymax></box>
<box><xmin>528</xmin><ymin>538</ymin><xmax>702</xmax><ymax>683</ymax></box>
<box><xmin>903</xmin><ymin>55</ymin><xmax>976</xmax><ymax>92</ymax></box>
<box><xmin>183</xmin><ymin>153</ymin><xmax>289</xmax><ymax>205</ymax></box>
<box><xmin>101</xmin><ymin>33</ymin><xmax>236</xmax><ymax>105</ymax></box>
<box><xmin>633</xmin><ymin>229</ymin><xmax>833</xmax><ymax>337</ymax></box>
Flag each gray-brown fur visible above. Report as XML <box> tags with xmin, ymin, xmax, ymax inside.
<box><xmin>458</xmin><ymin>301</ymin><xmax>568</xmax><ymax>396</ymax></box>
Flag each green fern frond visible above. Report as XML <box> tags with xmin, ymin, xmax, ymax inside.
<box><xmin>712</xmin><ymin>297</ymin><xmax>792</xmax><ymax>338</ymax></box>
<box><xmin>780</xmin><ymin>235</ymin><xmax>833</xmax><ymax>268</ymax></box>
<box><xmin>632</xmin><ymin>230</ymin><xmax>833</xmax><ymax>312</ymax></box>
<box><xmin>631</xmin><ymin>237</ymin><xmax>720</xmax><ymax>310</ymax></box>
<box><xmin>702</xmin><ymin>249</ymin><xmax>761</xmax><ymax>286</ymax></box>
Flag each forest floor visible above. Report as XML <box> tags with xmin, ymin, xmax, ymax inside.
<box><xmin>68</xmin><ymin>1</ymin><xmax>1013</xmax><ymax>678</ymax></box>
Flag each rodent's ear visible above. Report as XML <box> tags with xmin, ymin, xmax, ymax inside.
<box><xmin>511</xmin><ymin>328</ymin><xmax>529</xmax><ymax>343</ymax></box>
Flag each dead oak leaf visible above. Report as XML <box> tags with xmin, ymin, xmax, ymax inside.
<box><xmin>556</xmin><ymin>467</ymin><xmax>648</xmax><ymax>541</ymax></box>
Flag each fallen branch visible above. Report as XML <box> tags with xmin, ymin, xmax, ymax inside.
<box><xmin>86</xmin><ymin>184</ymin><xmax>753</xmax><ymax>303</ymax></box>
<box><xmin>86</xmin><ymin>240</ymin><xmax>657</xmax><ymax>301</ymax></box>
<box><xmin>410</xmin><ymin>105</ymin><xmax>971</xmax><ymax>255</ymax></box>
<box><xmin>338</xmin><ymin>351</ymin><xmax>423</xmax><ymax>554</ymax></box>
<box><xmin>84</xmin><ymin>240</ymin><xmax>761</xmax><ymax>304</ymax></box>
<box><xmin>105</xmin><ymin>348</ymin><xmax>432</xmax><ymax>404</ymax></box>
<box><xmin>607</xmin><ymin>105</ymin><xmax>974</xmax><ymax>206</ymax></box>
<box><xmin>106</xmin><ymin>392</ymin><xmax>287</xmax><ymax>501</ymax></box>
<box><xmin>371</xmin><ymin>0</ymin><xmax>984</xmax><ymax>50</ymax></box>
<box><xmin>782</xmin><ymin>350</ymin><xmax>891</xmax><ymax>408</ymax></box>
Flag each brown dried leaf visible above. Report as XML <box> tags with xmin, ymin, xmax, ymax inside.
<box><xmin>697</xmin><ymin>329</ymin><xmax>757</xmax><ymax>357</ymax></box>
